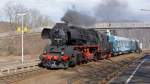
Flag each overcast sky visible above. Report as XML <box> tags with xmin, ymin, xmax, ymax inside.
<box><xmin>0</xmin><ymin>0</ymin><xmax>150</xmax><ymax>22</ymax></box>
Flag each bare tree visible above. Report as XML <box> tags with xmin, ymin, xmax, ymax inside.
<box><xmin>4</xmin><ymin>2</ymin><xmax>15</xmax><ymax>24</ymax></box>
<box><xmin>4</xmin><ymin>1</ymin><xmax>28</xmax><ymax>24</ymax></box>
<box><xmin>3</xmin><ymin>1</ymin><xmax>53</xmax><ymax>29</ymax></box>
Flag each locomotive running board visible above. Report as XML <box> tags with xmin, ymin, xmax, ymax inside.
<box><xmin>41</xmin><ymin>28</ymin><xmax>51</xmax><ymax>39</ymax></box>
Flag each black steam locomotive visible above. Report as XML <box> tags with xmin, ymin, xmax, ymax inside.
<box><xmin>39</xmin><ymin>23</ymin><xmax>140</xmax><ymax>68</ymax></box>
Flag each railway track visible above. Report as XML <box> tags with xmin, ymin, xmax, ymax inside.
<box><xmin>0</xmin><ymin>60</ymin><xmax>51</xmax><ymax>84</ymax></box>
<box><xmin>0</xmin><ymin>68</ymin><xmax>54</xmax><ymax>84</ymax></box>
<box><xmin>0</xmin><ymin>67</ymin><xmax>42</xmax><ymax>84</ymax></box>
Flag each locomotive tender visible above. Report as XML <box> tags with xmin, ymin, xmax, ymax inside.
<box><xmin>39</xmin><ymin>23</ymin><xmax>141</xmax><ymax>68</ymax></box>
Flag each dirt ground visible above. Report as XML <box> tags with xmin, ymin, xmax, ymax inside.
<box><xmin>11</xmin><ymin>53</ymin><xmax>143</xmax><ymax>84</ymax></box>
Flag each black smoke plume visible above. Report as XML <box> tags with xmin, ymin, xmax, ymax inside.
<box><xmin>62</xmin><ymin>0</ymin><xmax>132</xmax><ymax>26</ymax></box>
<box><xmin>61</xmin><ymin>9</ymin><xmax>96</xmax><ymax>27</ymax></box>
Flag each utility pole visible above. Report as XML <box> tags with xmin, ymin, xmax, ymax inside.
<box><xmin>17</xmin><ymin>13</ymin><xmax>26</xmax><ymax>64</ymax></box>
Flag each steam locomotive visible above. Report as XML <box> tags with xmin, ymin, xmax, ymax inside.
<box><xmin>39</xmin><ymin>23</ymin><xmax>141</xmax><ymax>68</ymax></box>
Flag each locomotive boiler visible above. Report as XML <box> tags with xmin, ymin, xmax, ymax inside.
<box><xmin>42</xmin><ymin>23</ymin><xmax>100</xmax><ymax>46</ymax></box>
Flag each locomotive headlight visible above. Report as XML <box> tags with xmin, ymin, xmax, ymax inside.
<box><xmin>61</xmin><ymin>52</ymin><xmax>64</xmax><ymax>55</ymax></box>
<box><xmin>43</xmin><ymin>50</ymin><xmax>47</xmax><ymax>55</ymax></box>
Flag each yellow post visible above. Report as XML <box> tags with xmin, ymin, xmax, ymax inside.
<box><xmin>23</xmin><ymin>26</ymin><xmax>29</xmax><ymax>32</ymax></box>
<box><xmin>16</xmin><ymin>26</ymin><xmax>29</xmax><ymax>33</ymax></box>
<box><xmin>16</xmin><ymin>27</ymin><xmax>21</xmax><ymax>32</ymax></box>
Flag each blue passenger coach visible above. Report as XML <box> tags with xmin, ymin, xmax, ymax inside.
<box><xmin>107</xmin><ymin>33</ymin><xmax>139</xmax><ymax>55</ymax></box>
